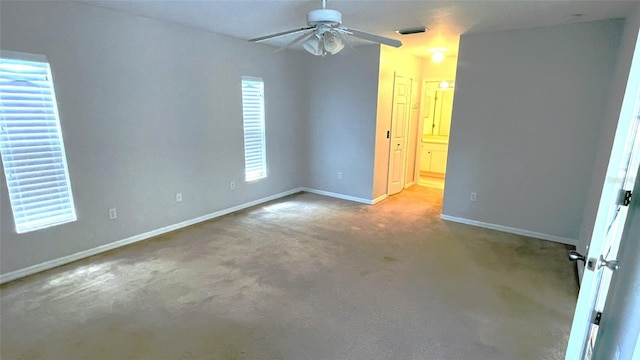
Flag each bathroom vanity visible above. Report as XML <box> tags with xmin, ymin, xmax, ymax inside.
<box><xmin>420</xmin><ymin>136</ymin><xmax>448</xmax><ymax>175</ymax></box>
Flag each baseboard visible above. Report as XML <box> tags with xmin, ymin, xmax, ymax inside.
<box><xmin>300</xmin><ymin>188</ymin><xmax>374</xmax><ymax>205</ymax></box>
<box><xmin>439</xmin><ymin>214</ymin><xmax>578</xmax><ymax>246</ymax></box>
<box><xmin>0</xmin><ymin>187</ymin><xmax>391</xmax><ymax>283</ymax></box>
<box><xmin>372</xmin><ymin>194</ymin><xmax>388</xmax><ymax>204</ymax></box>
<box><xmin>420</xmin><ymin>171</ymin><xmax>445</xmax><ymax>179</ymax></box>
<box><xmin>0</xmin><ymin>188</ymin><xmax>305</xmax><ymax>284</ymax></box>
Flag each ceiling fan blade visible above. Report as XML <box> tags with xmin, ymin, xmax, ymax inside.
<box><xmin>342</xmin><ymin>27</ymin><xmax>402</xmax><ymax>48</ymax></box>
<box><xmin>249</xmin><ymin>27</ymin><xmax>315</xmax><ymax>43</ymax></box>
<box><xmin>275</xmin><ymin>30</ymin><xmax>315</xmax><ymax>52</ymax></box>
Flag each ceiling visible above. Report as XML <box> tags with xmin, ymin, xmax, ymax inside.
<box><xmin>81</xmin><ymin>0</ymin><xmax>635</xmax><ymax>58</ymax></box>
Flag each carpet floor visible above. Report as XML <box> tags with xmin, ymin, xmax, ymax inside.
<box><xmin>0</xmin><ymin>186</ymin><xmax>578</xmax><ymax>359</ymax></box>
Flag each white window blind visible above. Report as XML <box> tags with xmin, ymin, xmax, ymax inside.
<box><xmin>241</xmin><ymin>77</ymin><xmax>267</xmax><ymax>182</ymax></box>
<box><xmin>0</xmin><ymin>53</ymin><xmax>77</xmax><ymax>233</ymax></box>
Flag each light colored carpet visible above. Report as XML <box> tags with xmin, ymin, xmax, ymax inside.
<box><xmin>0</xmin><ymin>186</ymin><xmax>578</xmax><ymax>359</ymax></box>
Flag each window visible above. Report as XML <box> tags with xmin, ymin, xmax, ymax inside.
<box><xmin>241</xmin><ymin>77</ymin><xmax>267</xmax><ymax>182</ymax></box>
<box><xmin>0</xmin><ymin>51</ymin><xmax>76</xmax><ymax>233</ymax></box>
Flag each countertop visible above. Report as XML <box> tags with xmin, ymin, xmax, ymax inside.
<box><xmin>421</xmin><ymin>135</ymin><xmax>449</xmax><ymax>144</ymax></box>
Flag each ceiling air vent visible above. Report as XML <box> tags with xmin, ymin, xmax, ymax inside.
<box><xmin>397</xmin><ymin>26</ymin><xmax>428</xmax><ymax>35</ymax></box>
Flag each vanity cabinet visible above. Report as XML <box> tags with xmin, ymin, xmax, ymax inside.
<box><xmin>420</xmin><ymin>142</ymin><xmax>448</xmax><ymax>175</ymax></box>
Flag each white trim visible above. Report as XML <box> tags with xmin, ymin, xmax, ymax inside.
<box><xmin>299</xmin><ymin>188</ymin><xmax>374</xmax><ymax>204</ymax></box>
<box><xmin>440</xmin><ymin>214</ymin><xmax>578</xmax><ymax>246</ymax></box>
<box><xmin>0</xmin><ymin>187</ymin><xmax>383</xmax><ymax>284</ymax></box>
<box><xmin>0</xmin><ymin>189</ymin><xmax>580</xmax><ymax>284</ymax></box>
<box><xmin>0</xmin><ymin>188</ymin><xmax>303</xmax><ymax>284</ymax></box>
<box><xmin>372</xmin><ymin>194</ymin><xmax>388</xmax><ymax>204</ymax></box>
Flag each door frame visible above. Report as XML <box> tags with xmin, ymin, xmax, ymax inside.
<box><xmin>415</xmin><ymin>80</ymin><xmax>456</xmax><ymax>187</ymax></box>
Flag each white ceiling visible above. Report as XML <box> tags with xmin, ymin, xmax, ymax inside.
<box><xmin>81</xmin><ymin>0</ymin><xmax>635</xmax><ymax>58</ymax></box>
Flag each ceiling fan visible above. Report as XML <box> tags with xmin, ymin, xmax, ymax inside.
<box><xmin>248</xmin><ymin>0</ymin><xmax>402</xmax><ymax>56</ymax></box>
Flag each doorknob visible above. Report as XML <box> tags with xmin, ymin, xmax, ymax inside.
<box><xmin>599</xmin><ymin>255</ymin><xmax>620</xmax><ymax>271</ymax></box>
<box><xmin>568</xmin><ymin>249</ymin><xmax>586</xmax><ymax>263</ymax></box>
<box><xmin>569</xmin><ymin>250</ymin><xmax>619</xmax><ymax>271</ymax></box>
<box><xmin>569</xmin><ymin>249</ymin><xmax>598</xmax><ymax>271</ymax></box>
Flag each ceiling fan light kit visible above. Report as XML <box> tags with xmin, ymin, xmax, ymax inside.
<box><xmin>249</xmin><ymin>0</ymin><xmax>402</xmax><ymax>56</ymax></box>
<box><xmin>321</xmin><ymin>31</ymin><xmax>345</xmax><ymax>54</ymax></box>
<box><xmin>300</xmin><ymin>27</ymin><xmax>345</xmax><ymax>56</ymax></box>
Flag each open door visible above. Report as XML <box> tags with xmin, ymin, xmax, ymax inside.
<box><xmin>565</xmin><ymin>87</ymin><xmax>640</xmax><ymax>358</ymax></box>
<box><xmin>590</xmin><ymin>171</ymin><xmax>640</xmax><ymax>359</ymax></box>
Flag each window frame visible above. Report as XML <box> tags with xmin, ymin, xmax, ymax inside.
<box><xmin>0</xmin><ymin>50</ymin><xmax>77</xmax><ymax>233</ymax></box>
<box><xmin>241</xmin><ymin>76</ymin><xmax>267</xmax><ymax>182</ymax></box>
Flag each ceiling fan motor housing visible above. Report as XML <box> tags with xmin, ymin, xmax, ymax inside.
<box><xmin>307</xmin><ymin>9</ymin><xmax>342</xmax><ymax>26</ymax></box>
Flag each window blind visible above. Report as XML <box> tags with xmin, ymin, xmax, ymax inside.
<box><xmin>0</xmin><ymin>55</ymin><xmax>76</xmax><ymax>233</ymax></box>
<box><xmin>241</xmin><ymin>77</ymin><xmax>267</xmax><ymax>182</ymax></box>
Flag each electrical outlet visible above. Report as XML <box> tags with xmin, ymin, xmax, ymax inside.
<box><xmin>108</xmin><ymin>208</ymin><xmax>117</xmax><ymax>220</ymax></box>
<box><xmin>338</xmin><ymin>172</ymin><xmax>343</xmax><ymax>180</ymax></box>
<box><xmin>176</xmin><ymin>193</ymin><xmax>183</xmax><ymax>202</ymax></box>
<box><xmin>230</xmin><ymin>181</ymin><xmax>235</xmax><ymax>190</ymax></box>
<box><xmin>470</xmin><ymin>192</ymin><xmax>477</xmax><ymax>202</ymax></box>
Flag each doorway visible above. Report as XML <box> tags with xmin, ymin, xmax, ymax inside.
<box><xmin>417</xmin><ymin>80</ymin><xmax>455</xmax><ymax>190</ymax></box>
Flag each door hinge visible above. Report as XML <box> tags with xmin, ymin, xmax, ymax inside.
<box><xmin>620</xmin><ymin>190</ymin><xmax>632</xmax><ymax>206</ymax></box>
<box><xmin>592</xmin><ymin>311</ymin><xmax>602</xmax><ymax>325</ymax></box>
<box><xmin>386</xmin><ymin>130</ymin><xmax>390</xmax><ymax>139</ymax></box>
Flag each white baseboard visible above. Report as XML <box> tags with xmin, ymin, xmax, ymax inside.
<box><xmin>1</xmin><ymin>187</ymin><xmax>392</xmax><ymax>284</ymax></box>
<box><xmin>0</xmin><ymin>188</ymin><xmax>304</xmax><ymax>284</ymax></box>
<box><xmin>372</xmin><ymin>194</ymin><xmax>388</xmax><ymax>204</ymax></box>
<box><xmin>439</xmin><ymin>214</ymin><xmax>578</xmax><ymax>246</ymax></box>
<box><xmin>300</xmin><ymin>188</ymin><xmax>374</xmax><ymax>205</ymax></box>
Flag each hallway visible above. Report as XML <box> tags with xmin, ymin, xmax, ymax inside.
<box><xmin>0</xmin><ymin>186</ymin><xmax>578</xmax><ymax>359</ymax></box>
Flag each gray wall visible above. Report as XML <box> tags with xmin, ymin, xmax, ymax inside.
<box><xmin>0</xmin><ymin>2</ymin><xmax>309</xmax><ymax>275</ymax></box>
<box><xmin>1</xmin><ymin>1</ymin><xmax>635</xmax><ymax>281</ymax></box>
<box><xmin>442</xmin><ymin>20</ymin><xmax>624</xmax><ymax>242</ymax></box>
<box><xmin>305</xmin><ymin>46</ymin><xmax>381</xmax><ymax>200</ymax></box>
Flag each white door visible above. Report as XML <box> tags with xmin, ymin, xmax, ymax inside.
<box><xmin>388</xmin><ymin>74</ymin><xmax>410</xmax><ymax>195</ymax></box>
<box><xmin>565</xmin><ymin>88</ymin><xmax>640</xmax><ymax>359</ymax></box>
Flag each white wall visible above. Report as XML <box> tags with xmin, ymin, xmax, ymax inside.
<box><xmin>441</xmin><ymin>19</ymin><xmax>624</xmax><ymax>243</ymax></box>
<box><xmin>0</xmin><ymin>2</ymin><xmax>309</xmax><ymax>276</ymax></box>
<box><xmin>305</xmin><ymin>45</ymin><xmax>381</xmax><ymax>201</ymax></box>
